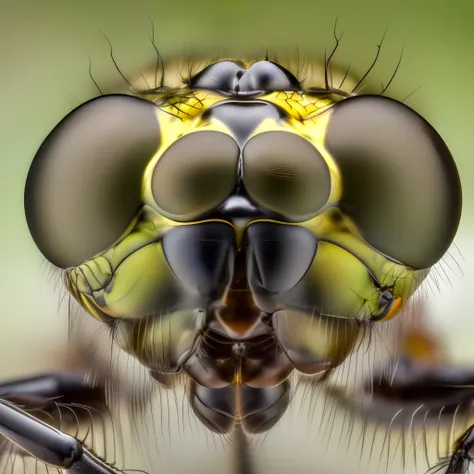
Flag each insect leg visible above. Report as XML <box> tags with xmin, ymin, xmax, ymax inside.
<box><xmin>0</xmin><ymin>372</ymin><xmax>143</xmax><ymax>473</ymax></box>
<box><xmin>0</xmin><ymin>371</ymin><xmax>108</xmax><ymax>444</ymax></box>
<box><xmin>444</xmin><ymin>423</ymin><xmax>474</xmax><ymax>474</ymax></box>
<box><xmin>0</xmin><ymin>399</ymin><xmax>125</xmax><ymax>474</ymax></box>
<box><xmin>0</xmin><ymin>372</ymin><xmax>105</xmax><ymax>406</ymax></box>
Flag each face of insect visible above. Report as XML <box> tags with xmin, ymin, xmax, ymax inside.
<box><xmin>23</xmin><ymin>58</ymin><xmax>462</xmax><ymax>435</ymax></box>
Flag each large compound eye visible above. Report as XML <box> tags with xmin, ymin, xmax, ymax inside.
<box><xmin>325</xmin><ymin>95</ymin><xmax>462</xmax><ymax>269</ymax></box>
<box><xmin>151</xmin><ymin>131</ymin><xmax>239</xmax><ymax>221</ymax></box>
<box><xmin>25</xmin><ymin>95</ymin><xmax>161</xmax><ymax>269</ymax></box>
<box><xmin>242</xmin><ymin>131</ymin><xmax>331</xmax><ymax>221</ymax></box>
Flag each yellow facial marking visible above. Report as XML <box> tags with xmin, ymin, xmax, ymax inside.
<box><xmin>261</xmin><ymin>91</ymin><xmax>338</xmax><ymax>121</ymax></box>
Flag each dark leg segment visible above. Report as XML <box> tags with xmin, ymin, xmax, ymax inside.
<box><xmin>0</xmin><ymin>372</ymin><xmax>134</xmax><ymax>474</ymax></box>
<box><xmin>69</xmin><ymin>450</ymin><xmax>122</xmax><ymax>474</ymax></box>
<box><xmin>0</xmin><ymin>399</ymin><xmax>82</xmax><ymax>468</ymax></box>
<box><xmin>0</xmin><ymin>372</ymin><xmax>105</xmax><ymax>406</ymax></box>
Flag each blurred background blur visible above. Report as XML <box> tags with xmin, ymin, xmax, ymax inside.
<box><xmin>0</xmin><ymin>0</ymin><xmax>473</xmax><ymax>473</ymax></box>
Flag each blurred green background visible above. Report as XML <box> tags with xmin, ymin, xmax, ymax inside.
<box><xmin>0</xmin><ymin>0</ymin><xmax>473</xmax><ymax>473</ymax></box>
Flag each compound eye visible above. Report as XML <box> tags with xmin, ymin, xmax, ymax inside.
<box><xmin>25</xmin><ymin>94</ymin><xmax>161</xmax><ymax>269</ymax></box>
<box><xmin>324</xmin><ymin>95</ymin><xmax>462</xmax><ymax>269</ymax></box>
<box><xmin>151</xmin><ymin>131</ymin><xmax>239</xmax><ymax>221</ymax></box>
<box><xmin>189</xmin><ymin>61</ymin><xmax>243</xmax><ymax>92</ymax></box>
<box><xmin>238</xmin><ymin>61</ymin><xmax>300</xmax><ymax>92</ymax></box>
<box><xmin>242</xmin><ymin>131</ymin><xmax>331</xmax><ymax>221</ymax></box>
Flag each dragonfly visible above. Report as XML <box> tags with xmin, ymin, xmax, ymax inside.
<box><xmin>0</xmin><ymin>25</ymin><xmax>469</xmax><ymax>474</ymax></box>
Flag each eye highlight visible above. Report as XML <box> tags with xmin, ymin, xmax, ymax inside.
<box><xmin>324</xmin><ymin>94</ymin><xmax>462</xmax><ymax>269</ymax></box>
<box><xmin>24</xmin><ymin>94</ymin><xmax>161</xmax><ymax>269</ymax></box>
